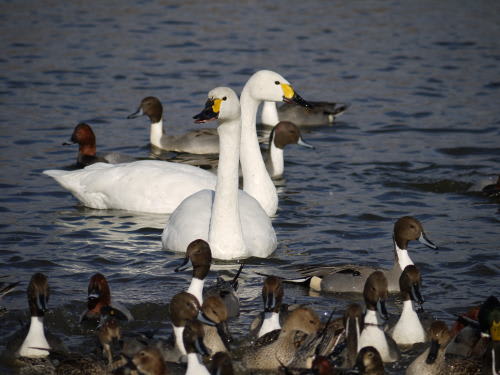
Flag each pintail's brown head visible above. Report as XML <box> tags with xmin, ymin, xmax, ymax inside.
<box><xmin>262</xmin><ymin>276</ymin><xmax>284</xmax><ymax>313</ymax></box>
<box><xmin>363</xmin><ymin>271</ymin><xmax>389</xmax><ymax>320</ymax></box>
<box><xmin>393</xmin><ymin>216</ymin><xmax>437</xmax><ymax>251</ymax></box>
<box><xmin>175</xmin><ymin>239</ymin><xmax>212</xmax><ymax>280</ymax></box>
<box><xmin>127</xmin><ymin>96</ymin><xmax>163</xmax><ymax>124</ymax></box>
<box><xmin>169</xmin><ymin>291</ymin><xmax>200</xmax><ymax>327</ymax></box>
<box><xmin>28</xmin><ymin>272</ymin><xmax>49</xmax><ymax>317</ymax></box>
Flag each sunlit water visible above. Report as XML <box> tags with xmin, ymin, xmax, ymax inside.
<box><xmin>1</xmin><ymin>1</ymin><xmax>499</xmax><ymax>373</ymax></box>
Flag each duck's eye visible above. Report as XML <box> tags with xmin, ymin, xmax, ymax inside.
<box><xmin>222</xmin><ymin>96</ymin><xmax>227</xmax><ymax>101</ymax></box>
<box><xmin>275</xmin><ymin>81</ymin><xmax>280</xmax><ymax>85</ymax></box>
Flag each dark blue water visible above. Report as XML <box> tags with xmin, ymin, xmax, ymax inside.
<box><xmin>1</xmin><ymin>1</ymin><xmax>499</xmax><ymax>373</ymax></box>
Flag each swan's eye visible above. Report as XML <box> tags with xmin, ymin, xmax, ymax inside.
<box><xmin>275</xmin><ymin>81</ymin><xmax>280</xmax><ymax>85</ymax></box>
<box><xmin>222</xmin><ymin>96</ymin><xmax>227</xmax><ymax>101</ymax></box>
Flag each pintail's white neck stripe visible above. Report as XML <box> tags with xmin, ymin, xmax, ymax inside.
<box><xmin>395</xmin><ymin>241</ymin><xmax>414</xmax><ymax>270</ymax></box>
<box><xmin>173</xmin><ymin>325</ymin><xmax>186</xmax><ymax>355</ymax></box>
<box><xmin>187</xmin><ymin>277</ymin><xmax>205</xmax><ymax>305</ymax></box>
<box><xmin>186</xmin><ymin>352</ymin><xmax>210</xmax><ymax>375</ymax></box>
<box><xmin>150</xmin><ymin>119</ymin><xmax>164</xmax><ymax>148</ymax></box>
<box><xmin>18</xmin><ymin>316</ymin><xmax>50</xmax><ymax>358</ymax></box>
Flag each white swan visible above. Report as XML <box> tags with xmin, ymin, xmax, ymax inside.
<box><xmin>43</xmin><ymin>160</ymin><xmax>216</xmax><ymax>214</ymax></box>
<box><xmin>162</xmin><ymin>86</ymin><xmax>276</xmax><ymax>260</ymax></box>
<box><xmin>162</xmin><ymin>71</ymin><xmax>311</xmax><ymax>259</ymax></box>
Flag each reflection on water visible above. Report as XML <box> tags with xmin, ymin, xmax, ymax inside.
<box><xmin>1</xmin><ymin>0</ymin><xmax>500</xmax><ymax>374</ymax></box>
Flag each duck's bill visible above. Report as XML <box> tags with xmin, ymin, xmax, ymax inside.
<box><xmin>193</xmin><ymin>99</ymin><xmax>219</xmax><ymax>123</ymax></box>
<box><xmin>411</xmin><ymin>284</ymin><xmax>425</xmax><ymax>306</ymax></box>
<box><xmin>419</xmin><ymin>232</ymin><xmax>438</xmax><ymax>250</ymax></box>
<box><xmin>297</xmin><ymin>137</ymin><xmax>314</xmax><ymax>149</ymax></box>
<box><xmin>377</xmin><ymin>299</ymin><xmax>388</xmax><ymax>321</ymax></box>
<box><xmin>174</xmin><ymin>257</ymin><xmax>192</xmax><ymax>272</ymax></box>
<box><xmin>127</xmin><ymin>107</ymin><xmax>143</xmax><ymax>119</ymax></box>
<box><xmin>425</xmin><ymin>340</ymin><xmax>440</xmax><ymax>364</ymax></box>
<box><xmin>195</xmin><ymin>336</ymin><xmax>211</xmax><ymax>357</ymax></box>
<box><xmin>197</xmin><ymin>311</ymin><xmax>216</xmax><ymax>327</ymax></box>
<box><xmin>283</xmin><ymin>91</ymin><xmax>312</xmax><ymax>108</ymax></box>
<box><xmin>217</xmin><ymin>321</ymin><xmax>233</xmax><ymax>346</ymax></box>
<box><xmin>264</xmin><ymin>292</ymin><xmax>277</xmax><ymax>312</ymax></box>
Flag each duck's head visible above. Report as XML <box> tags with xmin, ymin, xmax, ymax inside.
<box><xmin>399</xmin><ymin>265</ymin><xmax>424</xmax><ymax>306</ymax></box>
<box><xmin>282</xmin><ymin>306</ymin><xmax>321</xmax><ymax>336</ymax></box>
<box><xmin>209</xmin><ymin>352</ymin><xmax>234</xmax><ymax>375</ymax></box>
<box><xmin>199</xmin><ymin>295</ymin><xmax>232</xmax><ymax>347</ymax></box>
<box><xmin>393</xmin><ymin>216</ymin><xmax>437</xmax><ymax>251</ymax></box>
<box><xmin>169</xmin><ymin>291</ymin><xmax>200</xmax><ymax>327</ymax></box>
<box><xmin>193</xmin><ymin>86</ymin><xmax>240</xmax><ymax>124</ymax></box>
<box><xmin>426</xmin><ymin>320</ymin><xmax>451</xmax><ymax>364</ymax></box>
<box><xmin>127</xmin><ymin>96</ymin><xmax>163</xmax><ymax>123</ymax></box>
<box><xmin>67</xmin><ymin>123</ymin><xmax>96</xmax><ymax>152</ymax></box>
<box><xmin>363</xmin><ymin>271</ymin><xmax>389</xmax><ymax>321</ymax></box>
<box><xmin>244</xmin><ymin>70</ymin><xmax>311</xmax><ymax>108</ymax></box>
<box><xmin>132</xmin><ymin>346</ymin><xmax>166</xmax><ymax>375</ymax></box>
<box><xmin>87</xmin><ymin>272</ymin><xmax>111</xmax><ymax>314</ymax></box>
<box><xmin>262</xmin><ymin>276</ymin><xmax>284</xmax><ymax>313</ymax></box>
<box><xmin>175</xmin><ymin>239</ymin><xmax>212</xmax><ymax>280</ymax></box>
<box><xmin>343</xmin><ymin>303</ymin><xmax>364</xmax><ymax>333</ymax></box>
<box><xmin>27</xmin><ymin>273</ymin><xmax>49</xmax><ymax>317</ymax></box>
<box><xmin>270</xmin><ymin>121</ymin><xmax>313</xmax><ymax>150</ymax></box>
<box><xmin>478</xmin><ymin>296</ymin><xmax>500</xmax><ymax>336</ymax></box>
<box><xmin>354</xmin><ymin>346</ymin><xmax>384</xmax><ymax>373</ymax></box>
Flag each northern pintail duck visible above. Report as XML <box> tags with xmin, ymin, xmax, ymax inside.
<box><xmin>131</xmin><ymin>346</ymin><xmax>169</xmax><ymax>375</ymax></box>
<box><xmin>358</xmin><ymin>271</ymin><xmax>401</xmax><ymax>363</ymax></box>
<box><xmin>342</xmin><ymin>303</ymin><xmax>364</xmax><ymax>368</ymax></box>
<box><xmin>80</xmin><ymin>272</ymin><xmax>133</xmax><ymax>323</ymax></box>
<box><xmin>2</xmin><ymin>273</ymin><xmax>66</xmax><ymax>374</ymax></box>
<box><xmin>63</xmin><ymin>123</ymin><xmax>135</xmax><ymax>168</ymax></box>
<box><xmin>198</xmin><ymin>295</ymin><xmax>232</xmax><ymax>354</ymax></box>
<box><xmin>249</xmin><ymin>276</ymin><xmax>285</xmax><ymax>338</ymax></box>
<box><xmin>285</xmin><ymin>216</ymin><xmax>438</xmax><ymax>293</ymax></box>
<box><xmin>174</xmin><ymin>239</ymin><xmax>241</xmax><ymax>319</ymax></box>
<box><xmin>389</xmin><ymin>265</ymin><xmax>426</xmax><ymax>346</ymax></box>
<box><xmin>203</xmin><ymin>263</ymin><xmax>243</xmax><ymax>319</ymax></box>
<box><xmin>265</xmin><ymin>121</ymin><xmax>314</xmax><ymax>178</ymax></box>
<box><xmin>127</xmin><ymin>96</ymin><xmax>220</xmax><ymax>155</ymax></box>
<box><xmin>162</xmin><ymin>83</ymin><xmax>286</xmax><ymax>259</ymax></box>
<box><xmin>241</xmin><ymin>306</ymin><xmax>321</xmax><ymax>370</ymax></box>
<box><xmin>165</xmin><ymin>292</ymin><xmax>201</xmax><ymax>362</ymax></box>
<box><xmin>183</xmin><ymin>319</ymin><xmax>211</xmax><ymax>375</ymax></box>
<box><xmin>261</xmin><ymin>100</ymin><xmax>349</xmax><ymax>127</ymax></box>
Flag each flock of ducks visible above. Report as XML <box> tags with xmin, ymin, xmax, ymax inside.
<box><xmin>1</xmin><ymin>69</ymin><xmax>499</xmax><ymax>374</ymax></box>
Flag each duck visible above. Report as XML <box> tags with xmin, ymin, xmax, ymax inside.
<box><xmin>260</xmin><ymin>99</ymin><xmax>349</xmax><ymax>127</ymax></box>
<box><xmin>80</xmin><ymin>272</ymin><xmax>133</xmax><ymax>323</ymax></box>
<box><xmin>130</xmin><ymin>346</ymin><xmax>169</xmax><ymax>375</ymax></box>
<box><xmin>174</xmin><ymin>240</ymin><xmax>241</xmax><ymax>318</ymax></box>
<box><xmin>161</xmin><ymin>85</ymin><xmax>278</xmax><ymax>260</ymax></box>
<box><xmin>482</xmin><ymin>175</ymin><xmax>500</xmax><ymax>198</ymax></box>
<box><xmin>341</xmin><ymin>303</ymin><xmax>364</xmax><ymax>369</ymax></box>
<box><xmin>282</xmin><ymin>216</ymin><xmax>438</xmax><ymax>293</ymax></box>
<box><xmin>241</xmin><ymin>306</ymin><xmax>321</xmax><ymax>370</ymax></box>
<box><xmin>358</xmin><ymin>271</ymin><xmax>401</xmax><ymax>363</ymax></box>
<box><xmin>127</xmin><ymin>96</ymin><xmax>220</xmax><ymax>155</ymax></box>
<box><xmin>249</xmin><ymin>276</ymin><xmax>285</xmax><ymax>338</ymax></box>
<box><xmin>2</xmin><ymin>273</ymin><xmax>66</xmax><ymax>374</ymax></box>
<box><xmin>63</xmin><ymin>123</ymin><xmax>135</xmax><ymax>168</ymax></box>
<box><xmin>203</xmin><ymin>263</ymin><xmax>243</xmax><ymax>319</ymax></box>
<box><xmin>350</xmin><ymin>346</ymin><xmax>386</xmax><ymax>375</ymax></box>
<box><xmin>265</xmin><ymin>121</ymin><xmax>314</xmax><ymax>178</ymax></box>
<box><xmin>198</xmin><ymin>295</ymin><xmax>232</xmax><ymax>354</ymax></box>
<box><xmin>183</xmin><ymin>319</ymin><xmax>211</xmax><ymax>375</ymax></box>
<box><xmin>389</xmin><ymin>265</ymin><xmax>426</xmax><ymax>345</ymax></box>
<box><xmin>165</xmin><ymin>292</ymin><xmax>201</xmax><ymax>362</ymax></box>
<box><xmin>97</xmin><ymin>306</ymin><xmax>122</xmax><ymax>365</ymax></box>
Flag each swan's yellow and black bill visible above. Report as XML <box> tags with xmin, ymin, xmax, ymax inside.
<box><xmin>193</xmin><ymin>98</ymin><xmax>221</xmax><ymax>123</ymax></box>
<box><xmin>281</xmin><ymin>83</ymin><xmax>312</xmax><ymax>108</ymax></box>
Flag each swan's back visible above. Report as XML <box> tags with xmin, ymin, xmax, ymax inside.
<box><xmin>43</xmin><ymin>160</ymin><xmax>216</xmax><ymax>214</ymax></box>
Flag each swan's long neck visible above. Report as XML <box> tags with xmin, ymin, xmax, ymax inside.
<box><xmin>261</xmin><ymin>101</ymin><xmax>280</xmax><ymax>126</ymax></box>
<box><xmin>268</xmin><ymin>140</ymin><xmax>284</xmax><ymax>178</ymax></box>
<box><xmin>240</xmin><ymin>88</ymin><xmax>278</xmax><ymax>216</ymax></box>
<box><xmin>150</xmin><ymin>119</ymin><xmax>164</xmax><ymax>148</ymax></box>
<box><xmin>209</xmin><ymin>118</ymin><xmax>245</xmax><ymax>257</ymax></box>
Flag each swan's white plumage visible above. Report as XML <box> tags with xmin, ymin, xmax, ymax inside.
<box><xmin>162</xmin><ymin>189</ymin><xmax>277</xmax><ymax>259</ymax></box>
<box><xmin>162</xmin><ymin>84</ymin><xmax>278</xmax><ymax>260</ymax></box>
<box><xmin>43</xmin><ymin>160</ymin><xmax>216</xmax><ymax>214</ymax></box>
